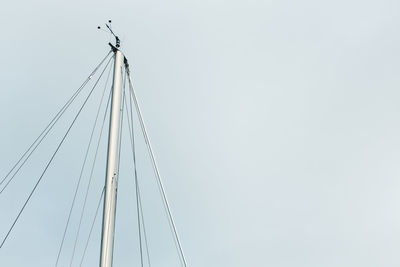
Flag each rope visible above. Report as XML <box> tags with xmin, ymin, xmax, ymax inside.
<box><xmin>0</xmin><ymin>54</ymin><xmax>112</xmax><ymax>250</ymax></box>
<box><xmin>0</xmin><ymin>51</ymin><xmax>112</xmax><ymax>194</ymax></box>
<box><xmin>54</xmin><ymin>55</ymin><xmax>114</xmax><ymax>267</ymax></box>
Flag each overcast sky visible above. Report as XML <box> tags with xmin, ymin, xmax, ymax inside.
<box><xmin>1</xmin><ymin>0</ymin><xmax>400</xmax><ymax>266</ymax></box>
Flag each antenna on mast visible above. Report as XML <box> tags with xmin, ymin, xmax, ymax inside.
<box><xmin>97</xmin><ymin>20</ymin><xmax>120</xmax><ymax>48</ymax></box>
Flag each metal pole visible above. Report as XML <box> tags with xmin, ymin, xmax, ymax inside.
<box><xmin>99</xmin><ymin>49</ymin><xmax>125</xmax><ymax>267</ymax></box>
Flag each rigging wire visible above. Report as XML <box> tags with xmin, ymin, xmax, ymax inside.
<box><xmin>124</xmin><ymin>87</ymin><xmax>153</xmax><ymax>267</ymax></box>
<box><xmin>137</xmin><ymin>187</ymin><xmax>152</xmax><ymax>267</ymax></box>
<box><xmin>123</xmin><ymin>86</ymin><xmax>144</xmax><ymax>267</ymax></box>
<box><xmin>0</xmin><ymin>51</ymin><xmax>112</xmax><ymax>194</ymax></box>
<box><xmin>79</xmin><ymin>186</ymin><xmax>106</xmax><ymax>267</ymax></box>
<box><xmin>54</xmin><ymin>55</ymin><xmax>114</xmax><ymax>267</ymax></box>
<box><xmin>126</xmin><ymin>69</ymin><xmax>184</xmax><ymax>266</ymax></box>
<box><xmin>0</xmin><ymin>55</ymin><xmax>112</xmax><ymax>250</ymax></box>
<box><xmin>68</xmin><ymin>60</ymin><xmax>115</xmax><ymax>266</ymax></box>
<box><xmin>126</xmin><ymin>68</ymin><xmax>188</xmax><ymax>267</ymax></box>
<box><xmin>125</xmin><ymin>68</ymin><xmax>181</xmax><ymax>265</ymax></box>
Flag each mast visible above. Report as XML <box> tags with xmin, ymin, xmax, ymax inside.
<box><xmin>99</xmin><ymin>42</ymin><xmax>125</xmax><ymax>267</ymax></box>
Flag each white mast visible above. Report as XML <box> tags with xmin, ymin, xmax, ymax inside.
<box><xmin>99</xmin><ymin>44</ymin><xmax>125</xmax><ymax>267</ymax></box>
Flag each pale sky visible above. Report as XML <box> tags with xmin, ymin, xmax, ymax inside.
<box><xmin>1</xmin><ymin>0</ymin><xmax>400</xmax><ymax>266</ymax></box>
